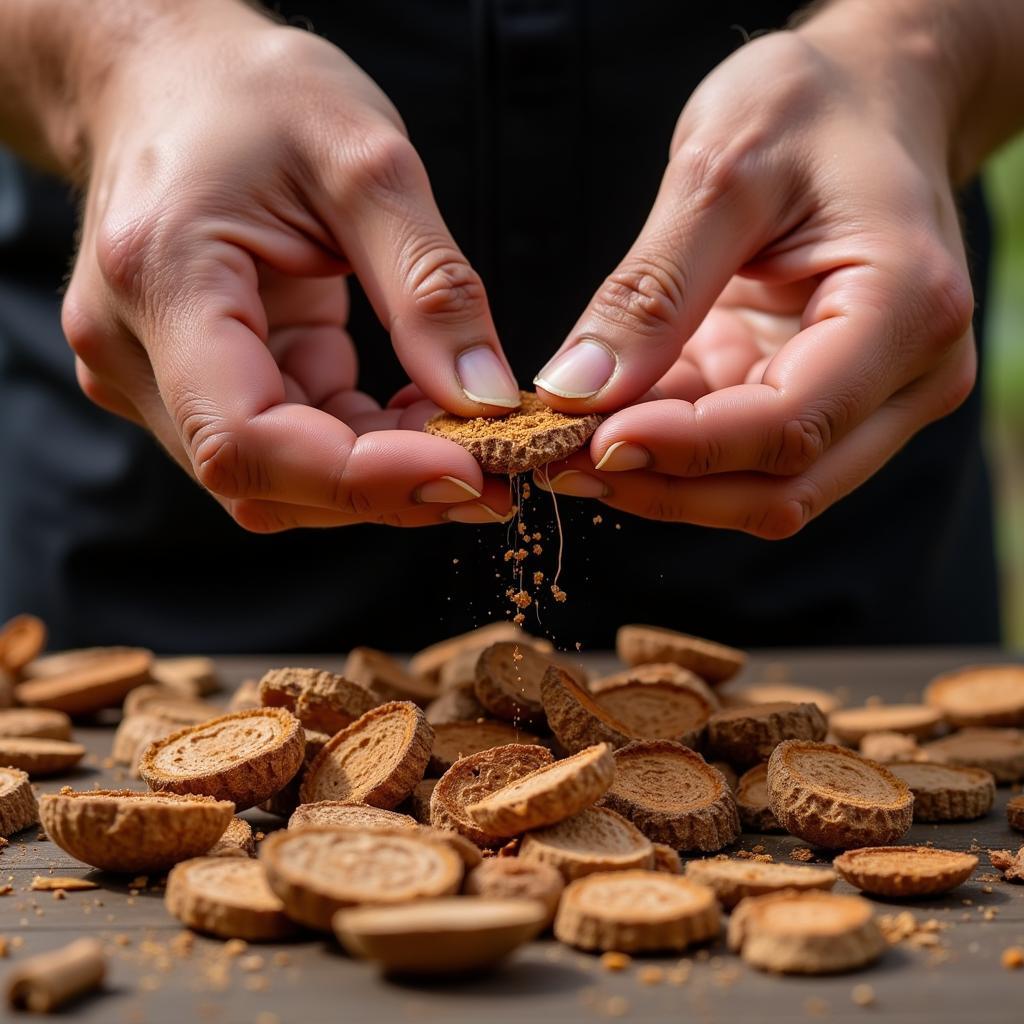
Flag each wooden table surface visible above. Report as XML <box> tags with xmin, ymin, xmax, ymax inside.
<box><xmin>3</xmin><ymin>648</ymin><xmax>1023</xmax><ymax>1024</ymax></box>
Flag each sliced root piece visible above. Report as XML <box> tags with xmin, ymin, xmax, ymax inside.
<box><xmin>540</xmin><ymin>665</ymin><xmax>639</xmax><ymax>754</ymax></box>
<box><xmin>464</xmin><ymin>859</ymin><xmax>565</xmax><ymax>928</ymax></box>
<box><xmin>921</xmin><ymin>728</ymin><xmax>1024</xmax><ymax>783</ymax></box>
<box><xmin>833</xmin><ymin>846</ymin><xmax>977</xmax><ymax>898</ymax></box>
<box><xmin>735</xmin><ymin>763</ymin><xmax>783</xmax><ymax>833</ymax></box>
<box><xmin>684</xmin><ymin>858</ymin><xmax>837</xmax><ymax>909</ymax></box>
<box><xmin>829</xmin><ymin>704</ymin><xmax>942</xmax><ymax>745</ymax></box>
<box><xmin>344</xmin><ymin>647</ymin><xmax>437</xmax><ymax>707</ymax></box>
<box><xmin>427</xmin><ymin>720</ymin><xmax>539</xmax><ymax>776</ymax></box>
<box><xmin>0</xmin><ymin>766</ymin><xmax>38</xmax><ymax>837</ymax></box>
<box><xmin>887</xmin><ymin>761</ymin><xmax>995</xmax><ymax>822</ymax></box>
<box><xmin>924</xmin><ymin>664</ymin><xmax>1024</xmax><ymax>727</ymax></box>
<box><xmin>615</xmin><ymin>625</ymin><xmax>745</xmax><ymax>684</ymax></box>
<box><xmin>706</xmin><ymin>702</ymin><xmax>827</xmax><ymax>766</ymax></box>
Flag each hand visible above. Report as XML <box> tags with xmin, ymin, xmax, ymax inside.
<box><xmin>533</xmin><ymin>27</ymin><xmax>976</xmax><ymax>537</ymax></box>
<box><xmin>61</xmin><ymin>4</ymin><xmax>518</xmax><ymax>531</ymax></box>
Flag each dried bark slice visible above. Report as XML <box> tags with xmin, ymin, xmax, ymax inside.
<box><xmin>721</xmin><ymin>682</ymin><xmax>841</xmax><ymax>715</ymax></box>
<box><xmin>592</xmin><ymin>680</ymin><xmax>715</xmax><ymax>748</ymax></box>
<box><xmin>150</xmin><ymin>656</ymin><xmax>218</xmax><ymax>697</ymax></box>
<box><xmin>344</xmin><ymin>647</ymin><xmax>436</xmax><ymax>706</ymax></box>
<box><xmin>113</xmin><ymin>714</ymin><xmax>199</xmax><ymax>778</ymax></box>
<box><xmin>261</xmin><ymin>826</ymin><xmax>463</xmax><ymax>931</ymax></box>
<box><xmin>713</xmin><ymin>761</ymin><xmax>739</xmax><ymax>791</ymax></box>
<box><xmin>615</xmin><ymin>625</ymin><xmax>745</xmax><ymax>684</ymax></box>
<box><xmin>1009</xmin><ymin>795</ymin><xmax>1024</xmax><ymax>833</ymax></box>
<box><xmin>165</xmin><ymin>857</ymin><xmax>297</xmax><ymax>940</ymax></box>
<box><xmin>205</xmin><ymin>816</ymin><xmax>256</xmax><ymax>857</ymax></box>
<box><xmin>15</xmin><ymin>648</ymin><xmax>153</xmax><ymax>715</ymax></box>
<box><xmin>766</xmin><ymin>740</ymin><xmax>913</xmax><ymax>849</ymax></box>
<box><xmin>0</xmin><ymin>614</ymin><xmax>47</xmax><ymax>673</ymax></box>
<box><xmin>431</xmin><ymin>743</ymin><xmax>554</xmax><ymax>846</ymax></box>
<box><xmin>260</xmin><ymin>729</ymin><xmax>330</xmax><ymax>818</ymax></box>
<box><xmin>408</xmin><ymin>778</ymin><xmax>438</xmax><ymax>823</ymax></box>
<box><xmin>39</xmin><ymin>789</ymin><xmax>234</xmax><ymax>872</ymax></box>
<box><xmin>829</xmin><ymin>704</ymin><xmax>942</xmax><ymax>745</ymax></box>
<box><xmin>334</xmin><ymin>897</ymin><xmax>547</xmax><ymax>975</ymax></box>
<box><xmin>410</xmin><ymin>622</ymin><xmax>532</xmax><ymax>684</ymax></box>
<box><xmin>519</xmin><ymin>806</ymin><xmax>654</xmax><ymax>880</ymax></box>
<box><xmin>428</xmin><ymin>720</ymin><xmax>539</xmax><ymax>776</ymax></box>
<box><xmin>5</xmin><ymin>938</ymin><xmax>105</xmax><ymax>1013</ymax></box>
<box><xmin>988</xmin><ymin>847</ymin><xmax>1024</xmax><ymax>882</ymax></box>
<box><xmin>258</xmin><ymin>667</ymin><xmax>378</xmax><ymax>733</ymax></box>
<box><xmin>122</xmin><ymin>685</ymin><xmax>219</xmax><ymax>721</ymax></box>
<box><xmin>601</xmin><ymin>740</ymin><xmax>739</xmax><ymax>851</ymax></box>
<box><xmin>540</xmin><ymin>665</ymin><xmax>640</xmax><ymax>754</ymax></box>
<box><xmin>706</xmin><ymin>702</ymin><xmax>828</xmax><ymax>765</ymax></box>
<box><xmin>728</xmin><ymin>891</ymin><xmax>884</xmax><ymax>974</ymax></box>
<box><xmin>288</xmin><ymin>801</ymin><xmax>418</xmax><ymax>831</ymax></box>
<box><xmin>652</xmin><ymin>843</ymin><xmax>683</xmax><ymax>874</ymax></box>
<box><xmin>590</xmin><ymin>662</ymin><xmax>719</xmax><ymax>706</ymax></box>
<box><xmin>686</xmin><ymin>858</ymin><xmax>836</xmax><ymax>909</ymax></box>
<box><xmin>227</xmin><ymin>679</ymin><xmax>260</xmax><ymax>712</ymax></box>
<box><xmin>465</xmin><ymin>744</ymin><xmax>614</xmax><ymax>838</ymax></box>
<box><xmin>299</xmin><ymin>701</ymin><xmax>432</xmax><ymax>809</ymax></box>
<box><xmin>0</xmin><ymin>668</ymin><xmax>12</xmax><ymax>709</ymax></box>
<box><xmin>554</xmin><ymin>870</ymin><xmax>720</xmax><ymax>952</ymax></box>
<box><xmin>0</xmin><ymin>737</ymin><xmax>85</xmax><ymax>777</ymax></box>
<box><xmin>834</xmin><ymin>846</ymin><xmax>978</xmax><ymax>898</ymax></box>
<box><xmin>425</xmin><ymin>391</ymin><xmax>602</xmax><ymax>474</ymax></box>
<box><xmin>921</xmin><ymin>728</ymin><xmax>1024</xmax><ymax>782</ymax></box>
<box><xmin>735</xmin><ymin>763</ymin><xmax>783</xmax><ymax>833</ymax></box>
<box><xmin>925</xmin><ymin>665</ymin><xmax>1024</xmax><ymax>727</ymax></box>
<box><xmin>22</xmin><ymin>646</ymin><xmax>138</xmax><ymax>678</ymax></box>
<box><xmin>473</xmin><ymin>642</ymin><xmax>557</xmax><ymax>727</ymax></box>
<box><xmin>426</xmin><ymin>688</ymin><xmax>487</xmax><ymax>725</ymax></box>
<box><xmin>0</xmin><ymin>766</ymin><xmax>38</xmax><ymax>836</ymax></box>
<box><xmin>886</xmin><ymin>761</ymin><xmax>995</xmax><ymax>822</ymax></box>
<box><xmin>463</xmin><ymin>858</ymin><xmax>565</xmax><ymax>927</ymax></box>
<box><xmin>139</xmin><ymin>707</ymin><xmax>304</xmax><ymax>811</ymax></box>
<box><xmin>859</xmin><ymin>731</ymin><xmax>921</xmax><ymax>763</ymax></box>
<box><xmin>0</xmin><ymin>708</ymin><xmax>71</xmax><ymax>741</ymax></box>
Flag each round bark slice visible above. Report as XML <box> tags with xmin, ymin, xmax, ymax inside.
<box><xmin>519</xmin><ymin>806</ymin><xmax>654</xmax><ymax>880</ymax></box>
<box><xmin>858</xmin><ymin>731</ymin><xmax>921</xmax><ymax>764</ymax></box>
<box><xmin>721</xmin><ymin>682</ymin><xmax>841</xmax><ymax>715</ymax></box>
<box><xmin>554</xmin><ymin>870</ymin><xmax>720</xmax><ymax>952</ymax></box>
<box><xmin>260</xmin><ymin>729</ymin><xmax>331</xmax><ymax>818</ymax></box>
<box><xmin>473</xmin><ymin>642</ymin><xmax>555</xmax><ymax>727</ymax></box>
<box><xmin>122</xmin><ymin>685</ymin><xmax>219</xmax><ymax>721</ymax></box>
<box><xmin>150</xmin><ymin>655</ymin><xmax>218</xmax><ymax>697</ymax></box>
<box><xmin>887</xmin><ymin>761</ymin><xmax>995</xmax><ymax>822</ymax></box>
<box><xmin>465</xmin><ymin>744</ymin><xmax>614</xmax><ymax>838</ymax></box>
<box><xmin>540</xmin><ymin>665</ymin><xmax>639</xmax><ymax>754</ymax></box>
<box><xmin>288</xmin><ymin>801</ymin><xmax>418</xmax><ymax>831</ymax></box>
<box><xmin>735</xmin><ymin>762</ymin><xmax>783</xmax><ymax>833</ymax></box>
<box><xmin>407</xmin><ymin>778</ymin><xmax>437</xmax><ymax>823</ymax></box>
<box><xmin>431</xmin><ymin>743</ymin><xmax>554</xmax><ymax>846</ymax></box>
<box><xmin>685</xmin><ymin>858</ymin><xmax>837</xmax><ymax>908</ymax></box>
<box><xmin>334</xmin><ymin>897</ymin><xmax>547</xmax><ymax>975</ymax></box>
<box><xmin>410</xmin><ymin>622</ymin><xmax>531</xmax><ymax>684</ymax></box>
<box><xmin>425</xmin><ymin>689</ymin><xmax>487</xmax><ymax>725</ymax></box>
<box><xmin>258</xmin><ymin>667</ymin><xmax>379</xmax><ymax>733</ymax></box>
<box><xmin>112</xmin><ymin>714</ymin><xmax>193</xmax><ymax>777</ymax></box>
<box><xmin>427</xmin><ymin>720</ymin><xmax>539</xmax><ymax>776</ymax></box>
<box><xmin>0</xmin><ymin>708</ymin><xmax>72</xmax><ymax>741</ymax></box>
<box><xmin>652</xmin><ymin>843</ymin><xmax>684</xmax><ymax>874</ymax></box>
<box><xmin>344</xmin><ymin>647</ymin><xmax>436</xmax><ymax>706</ymax></box>
<box><xmin>260</xmin><ymin>826</ymin><xmax>463</xmax><ymax>931</ymax></box>
<box><xmin>0</xmin><ymin>614</ymin><xmax>47</xmax><ymax>673</ymax></box>
<box><xmin>39</xmin><ymin>789</ymin><xmax>234</xmax><ymax>872</ymax></box>
<box><xmin>205</xmin><ymin>816</ymin><xmax>256</xmax><ymax>858</ymax></box>
<box><xmin>921</xmin><ymin>728</ymin><xmax>1024</xmax><ymax>782</ymax></box>
<box><xmin>463</xmin><ymin>859</ymin><xmax>565</xmax><ymax>927</ymax></box>
<box><xmin>728</xmin><ymin>891</ymin><xmax>884</xmax><ymax>974</ymax></box>
<box><xmin>15</xmin><ymin>648</ymin><xmax>153</xmax><ymax>715</ymax></box>
<box><xmin>601</xmin><ymin>741</ymin><xmax>740</xmax><ymax>851</ymax></box>
<box><xmin>1008</xmin><ymin>795</ymin><xmax>1024</xmax><ymax>832</ymax></box>
<box><xmin>829</xmin><ymin>704</ymin><xmax>943</xmax><ymax>745</ymax></box>
<box><xmin>593</xmin><ymin>680</ymin><xmax>715</xmax><ymax>748</ymax></box>
<box><xmin>834</xmin><ymin>846</ymin><xmax>978</xmax><ymax>898</ymax></box>
<box><xmin>706</xmin><ymin>702</ymin><xmax>828</xmax><ymax>765</ymax></box>
<box><xmin>766</xmin><ymin>740</ymin><xmax>913</xmax><ymax>849</ymax></box>
<box><xmin>21</xmin><ymin>645</ymin><xmax>137</xmax><ymax>677</ymax></box>
<box><xmin>227</xmin><ymin>679</ymin><xmax>260</xmax><ymax>712</ymax></box>
<box><xmin>299</xmin><ymin>701</ymin><xmax>432</xmax><ymax>809</ymax></box>
<box><xmin>615</xmin><ymin>625</ymin><xmax>745</xmax><ymax>683</ymax></box>
<box><xmin>590</xmin><ymin>662</ymin><xmax>719</xmax><ymax>706</ymax></box>
<box><xmin>424</xmin><ymin>391</ymin><xmax>602</xmax><ymax>474</ymax></box>
<box><xmin>0</xmin><ymin>737</ymin><xmax>85</xmax><ymax>777</ymax></box>
<box><xmin>0</xmin><ymin>766</ymin><xmax>38</xmax><ymax>836</ymax></box>
<box><xmin>139</xmin><ymin>707</ymin><xmax>304</xmax><ymax>810</ymax></box>
<box><xmin>925</xmin><ymin>665</ymin><xmax>1024</xmax><ymax>727</ymax></box>
<box><xmin>165</xmin><ymin>857</ymin><xmax>297</xmax><ymax>940</ymax></box>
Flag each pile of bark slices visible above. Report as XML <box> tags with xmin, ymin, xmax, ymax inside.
<box><xmin>3</xmin><ymin>615</ymin><xmax>1024</xmax><ymax>990</ymax></box>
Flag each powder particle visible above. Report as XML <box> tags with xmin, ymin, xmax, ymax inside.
<box><xmin>791</xmin><ymin>848</ymin><xmax>815</xmax><ymax>862</ymax></box>
<box><xmin>533</xmin><ymin>571</ymin><xmax>544</xmax><ymax>585</ymax></box>
<box><xmin>30</xmin><ymin>876</ymin><xmax>98</xmax><ymax>892</ymax></box>
<box><xmin>851</xmin><ymin>984</ymin><xmax>876</xmax><ymax>1007</ymax></box>
<box><xmin>592</xmin><ymin>515</ymin><xmax>603</xmax><ymax>525</ymax></box>
<box><xmin>637</xmin><ymin>966</ymin><xmax>664</xmax><ymax>985</ymax></box>
<box><xmin>1002</xmin><ymin>947</ymin><xmax>1024</xmax><ymax>970</ymax></box>
<box><xmin>600</xmin><ymin>951</ymin><xmax>631</xmax><ymax>972</ymax></box>
<box><xmin>532</xmin><ymin>544</ymin><xmax>543</xmax><ymax>555</ymax></box>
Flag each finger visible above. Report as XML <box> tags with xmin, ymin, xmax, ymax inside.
<box><xmin>74</xmin><ymin>358</ymin><xmax>145</xmax><ymax>425</ymax></box>
<box><xmin>388</xmin><ymin>382</ymin><xmax>426</xmax><ymax>409</ymax></box>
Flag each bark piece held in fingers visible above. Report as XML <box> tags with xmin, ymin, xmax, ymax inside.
<box><xmin>431</xmin><ymin>743</ymin><xmax>554</xmax><ymax>846</ymax></box>
<box><xmin>473</xmin><ymin>642</ymin><xmax>556</xmax><ymax>727</ymax></box>
<box><xmin>165</xmin><ymin>857</ymin><xmax>297</xmax><ymax>940</ymax></box>
<box><xmin>0</xmin><ymin>708</ymin><xmax>72</xmax><ymax>741</ymax></box>
<box><xmin>465</xmin><ymin>744</ymin><xmax>614</xmax><ymax>838</ymax></box>
<box><xmin>767</xmin><ymin>740</ymin><xmax>913</xmax><ymax>849</ymax></box>
<box><xmin>833</xmin><ymin>846</ymin><xmax>978</xmax><ymax>898</ymax></box>
<box><xmin>859</xmin><ymin>731</ymin><xmax>921</xmax><ymax>764</ymax></box>
<box><xmin>721</xmin><ymin>682</ymin><xmax>841</xmax><ymax>715</ymax></box>
<box><xmin>887</xmin><ymin>761</ymin><xmax>995</xmax><ymax>822</ymax></box>
<box><xmin>150</xmin><ymin>656</ymin><xmax>218</xmax><ymax>696</ymax></box>
<box><xmin>554</xmin><ymin>870</ymin><xmax>720</xmax><ymax>952</ymax></box>
<box><xmin>728</xmin><ymin>891</ymin><xmax>884</xmax><ymax>974</ymax></box>
<box><xmin>426</xmin><ymin>688</ymin><xmax>487</xmax><ymax>725</ymax></box>
<box><xmin>205</xmin><ymin>816</ymin><xmax>256</xmax><ymax>858</ymax></box>
<box><xmin>299</xmin><ymin>701</ymin><xmax>432</xmax><ymax>809</ymax></box>
<box><xmin>334</xmin><ymin>897</ymin><xmax>547</xmax><ymax>976</ymax></box>
<box><xmin>924</xmin><ymin>664</ymin><xmax>1024</xmax><ymax>727</ymax></box>
<box><xmin>593</xmin><ymin>680</ymin><xmax>715</xmax><ymax>749</ymax></box>
<box><xmin>428</xmin><ymin>720</ymin><xmax>540</xmax><ymax>776</ymax></box>
<box><xmin>260</xmin><ymin>729</ymin><xmax>330</xmax><ymax>818</ymax></box>
<box><xmin>425</xmin><ymin>391</ymin><xmax>601</xmax><ymax>474</ymax></box>
<box><xmin>602</xmin><ymin>740</ymin><xmax>740</xmax><ymax>851</ymax></box>
<box><xmin>0</xmin><ymin>766</ymin><xmax>38</xmax><ymax>837</ymax></box>
<box><xmin>261</xmin><ymin>826</ymin><xmax>463</xmax><ymax>931</ymax></box>
<box><xmin>39</xmin><ymin>788</ymin><xmax>234</xmax><ymax>872</ymax></box>
<box><xmin>921</xmin><ymin>728</ymin><xmax>1024</xmax><ymax>782</ymax></box>
<box><xmin>540</xmin><ymin>665</ymin><xmax>640</xmax><ymax>754</ymax></box>
<box><xmin>288</xmin><ymin>801</ymin><xmax>418</xmax><ymax>831</ymax></box>
<box><xmin>464</xmin><ymin>858</ymin><xmax>565</xmax><ymax>927</ymax></box>
<box><xmin>0</xmin><ymin>737</ymin><xmax>85</xmax><ymax>777</ymax></box>
<box><xmin>139</xmin><ymin>707</ymin><xmax>304</xmax><ymax>811</ymax></box>
<box><xmin>344</xmin><ymin>647</ymin><xmax>436</xmax><ymax>706</ymax></box>
<box><xmin>0</xmin><ymin>614</ymin><xmax>47</xmax><ymax>674</ymax></box>
<box><xmin>1008</xmin><ymin>795</ymin><xmax>1024</xmax><ymax>833</ymax></box>
<box><xmin>616</xmin><ymin>625</ymin><xmax>745</xmax><ymax>684</ymax></box>
<box><xmin>5</xmin><ymin>938</ymin><xmax>104</xmax><ymax>1013</ymax></box>
<box><xmin>411</xmin><ymin>622</ymin><xmax>537</xmax><ymax>685</ymax></box>
<box><xmin>735</xmin><ymin>763</ymin><xmax>783</xmax><ymax>833</ymax></box>
<box><xmin>15</xmin><ymin>648</ymin><xmax>153</xmax><ymax>715</ymax></box>
<box><xmin>590</xmin><ymin>662</ymin><xmax>719</xmax><ymax>707</ymax></box>
<box><xmin>706</xmin><ymin>702</ymin><xmax>827</xmax><ymax>765</ymax></box>
<box><xmin>686</xmin><ymin>858</ymin><xmax>836</xmax><ymax>909</ymax></box>
<box><xmin>829</xmin><ymin>704</ymin><xmax>943</xmax><ymax>745</ymax></box>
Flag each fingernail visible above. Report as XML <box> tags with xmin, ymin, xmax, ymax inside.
<box><xmin>417</xmin><ymin>476</ymin><xmax>482</xmax><ymax>503</ymax></box>
<box><xmin>456</xmin><ymin>346</ymin><xmax>520</xmax><ymax>408</ymax></box>
<box><xmin>534</xmin><ymin>470</ymin><xmax>608</xmax><ymax>498</ymax></box>
<box><xmin>534</xmin><ymin>339</ymin><xmax>616</xmax><ymax>399</ymax></box>
<box><xmin>444</xmin><ymin>503</ymin><xmax>518</xmax><ymax>524</ymax></box>
<box><xmin>594</xmin><ymin>441</ymin><xmax>650</xmax><ymax>472</ymax></box>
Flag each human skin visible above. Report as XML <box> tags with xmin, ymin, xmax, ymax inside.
<box><xmin>531</xmin><ymin>0</ymin><xmax>1024</xmax><ymax>536</ymax></box>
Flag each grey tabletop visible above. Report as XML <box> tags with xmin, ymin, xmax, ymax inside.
<box><xmin>3</xmin><ymin>648</ymin><xmax>1023</xmax><ymax>1024</ymax></box>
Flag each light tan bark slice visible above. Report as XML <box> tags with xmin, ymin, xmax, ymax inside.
<box><xmin>0</xmin><ymin>708</ymin><xmax>71</xmax><ymax>740</ymax></box>
<box><xmin>590</xmin><ymin>662</ymin><xmax>719</xmax><ymax>706</ymax></box>
<box><xmin>834</xmin><ymin>846</ymin><xmax>977</xmax><ymax>897</ymax></box>
<box><xmin>921</xmin><ymin>728</ymin><xmax>1024</xmax><ymax>782</ymax></box>
<box><xmin>602</xmin><ymin>740</ymin><xmax>739</xmax><ymax>851</ymax></box>
<box><xmin>150</xmin><ymin>656</ymin><xmax>218</xmax><ymax>697</ymax></box>
<box><xmin>0</xmin><ymin>614</ymin><xmax>47</xmax><ymax>674</ymax></box>
<box><xmin>1009</xmin><ymin>795</ymin><xmax>1024</xmax><ymax>832</ymax></box>
<box><xmin>299</xmin><ymin>701</ymin><xmax>432</xmax><ymax>809</ymax></box>
<box><xmin>428</xmin><ymin>719</ymin><xmax>540</xmax><ymax>775</ymax></box>
<box><xmin>554</xmin><ymin>869</ymin><xmax>720</xmax><ymax>952</ymax></box>
<box><xmin>592</xmin><ymin>680</ymin><xmax>715</xmax><ymax>748</ymax></box>
<box><xmin>829</xmin><ymin>704</ymin><xmax>942</xmax><ymax>744</ymax></box>
<box><xmin>425</xmin><ymin>688</ymin><xmax>487</xmax><ymax>725</ymax></box>
<box><xmin>410</xmin><ymin>622</ymin><xmax>535</xmax><ymax>684</ymax></box>
<box><xmin>22</xmin><ymin>646</ymin><xmax>138</xmax><ymax>678</ymax></box>
<box><xmin>925</xmin><ymin>664</ymin><xmax>1024</xmax><ymax>727</ymax></box>
<box><xmin>15</xmin><ymin>648</ymin><xmax>153</xmax><ymax>715</ymax></box>
<box><xmin>334</xmin><ymin>897</ymin><xmax>547</xmax><ymax>975</ymax></box>
<box><xmin>408</xmin><ymin>778</ymin><xmax>438</xmax><ymax>823</ymax></box>
<box><xmin>766</xmin><ymin>740</ymin><xmax>913</xmax><ymax>849</ymax></box>
<box><xmin>463</xmin><ymin>859</ymin><xmax>565</xmax><ymax>927</ymax></box>
<box><xmin>465</xmin><ymin>744</ymin><xmax>614</xmax><ymax>838</ymax></box>
<box><xmin>257</xmin><ymin>667</ymin><xmax>378</xmax><ymax>733</ymax></box>
<box><xmin>735</xmin><ymin>762</ymin><xmax>783</xmax><ymax>833</ymax></box>
<box><xmin>5</xmin><ymin>938</ymin><xmax>105</xmax><ymax>1013</ymax></box>
<box><xmin>652</xmin><ymin>843</ymin><xmax>684</xmax><ymax>874</ymax></box>
<box><xmin>288</xmin><ymin>800</ymin><xmax>418</xmax><ymax>831</ymax></box>
<box><xmin>39</xmin><ymin>788</ymin><xmax>234</xmax><ymax>872</ymax></box>
<box><xmin>0</xmin><ymin>766</ymin><xmax>38</xmax><ymax>837</ymax></box>
<box><xmin>473</xmin><ymin>642</ymin><xmax>557</xmax><ymax>727</ymax></box>
<box><xmin>112</xmin><ymin>714</ymin><xmax>196</xmax><ymax>778</ymax></box>
<box><xmin>686</xmin><ymin>858</ymin><xmax>836</xmax><ymax>908</ymax></box>
<box><xmin>712</xmin><ymin>761</ymin><xmax>739</xmax><ymax>791</ymax></box>
<box><xmin>227</xmin><ymin>679</ymin><xmax>260</xmax><ymax>712</ymax></box>
<box><xmin>728</xmin><ymin>891</ymin><xmax>884</xmax><ymax>974</ymax></box>
<box><xmin>706</xmin><ymin>702</ymin><xmax>827</xmax><ymax>765</ymax></box>
<box><xmin>165</xmin><ymin>857</ymin><xmax>297</xmax><ymax>940</ymax></box>
<box><xmin>540</xmin><ymin>665</ymin><xmax>640</xmax><ymax>754</ymax></box>
<box><xmin>205</xmin><ymin>816</ymin><xmax>256</xmax><ymax>858</ymax></box>
<box><xmin>122</xmin><ymin>684</ymin><xmax>219</xmax><ymax>721</ymax></box>
<box><xmin>0</xmin><ymin>667</ymin><xmax>11</xmax><ymax>709</ymax></box>
<box><xmin>344</xmin><ymin>647</ymin><xmax>436</xmax><ymax>706</ymax></box>
<box><xmin>720</xmin><ymin>682</ymin><xmax>841</xmax><ymax>715</ymax></box>
<box><xmin>0</xmin><ymin>737</ymin><xmax>85</xmax><ymax>777</ymax></box>
<box><xmin>859</xmin><ymin>731</ymin><xmax>921</xmax><ymax>763</ymax></box>
<box><xmin>886</xmin><ymin>761</ymin><xmax>995</xmax><ymax>822</ymax></box>
<box><xmin>139</xmin><ymin>707</ymin><xmax>304</xmax><ymax>811</ymax></box>
<box><xmin>259</xmin><ymin>729</ymin><xmax>330</xmax><ymax>818</ymax></box>
<box><xmin>615</xmin><ymin>625</ymin><xmax>745</xmax><ymax>683</ymax></box>
<box><xmin>431</xmin><ymin>743</ymin><xmax>554</xmax><ymax>846</ymax></box>
<box><xmin>260</xmin><ymin>826</ymin><xmax>463</xmax><ymax>931</ymax></box>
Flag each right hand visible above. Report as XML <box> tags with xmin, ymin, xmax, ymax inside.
<box><xmin>62</xmin><ymin>5</ymin><xmax>518</xmax><ymax>531</ymax></box>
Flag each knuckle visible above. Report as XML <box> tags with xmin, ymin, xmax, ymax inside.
<box><xmin>922</xmin><ymin>255</ymin><xmax>974</xmax><ymax>350</ymax></box>
<box><xmin>61</xmin><ymin>295</ymin><xmax>107</xmax><ymax>365</ymax></box>
<box><xmin>231</xmin><ymin>501</ymin><xmax>291</xmax><ymax>535</ymax></box>
<box><xmin>95</xmin><ymin>213</ymin><xmax>161</xmax><ymax>296</ymax></box>
<box><xmin>345</xmin><ymin>130</ymin><xmax>421</xmax><ymax>202</ymax></box>
<box><xmin>175</xmin><ymin>397</ymin><xmax>265</xmax><ymax>500</ymax></box>
<box><xmin>743</xmin><ymin>496</ymin><xmax>810</xmax><ymax>541</ymax></box>
<box><xmin>405</xmin><ymin>247</ymin><xmax>486</xmax><ymax>325</ymax></box>
<box><xmin>763</xmin><ymin>414</ymin><xmax>830</xmax><ymax>476</ymax></box>
<box><xmin>671</xmin><ymin>137</ymin><xmax>760</xmax><ymax>211</ymax></box>
<box><xmin>592</xmin><ymin>256</ymin><xmax>685</xmax><ymax>337</ymax></box>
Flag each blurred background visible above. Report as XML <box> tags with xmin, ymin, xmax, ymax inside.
<box><xmin>987</xmin><ymin>136</ymin><xmax>1024</xmax><ymax>647</ymax></box>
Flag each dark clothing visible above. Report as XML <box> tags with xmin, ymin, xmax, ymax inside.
<box><xmin>0</xmin><ymin>2</ymin><xmax>1000</xmax><ymax>652</ymax></box>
